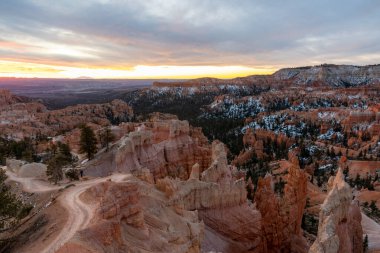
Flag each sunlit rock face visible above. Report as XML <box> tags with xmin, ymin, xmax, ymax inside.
<box><xmin>156</xmin><ymin>141</ymin><xmax>264</xmax><ymax>252</ymax></box>
<box><xmin>309</xmin><ymin>168</ymin><xmax>363</xmax><ymax>253</ymax></box>
<box><xmin>85</xmin><ymin>118</ymin><xmax>212</xmax><ymax>180</ymax></box>
<box><xmin>56</xmin><ymin>179</ymin><xmax>205</xmax><ymax>253</ymax></box>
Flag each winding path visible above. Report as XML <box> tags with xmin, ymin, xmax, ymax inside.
<box><xmin>4</xmin><ymin>166</ymin><xmax>129</xmax><ymax>253</ymax></box>
<box><xmin>5</xmin><ymin>169</ymin><xmax>60</xmax><ymax>192</ymax></box>
<box><xmin>43</xmin><ymin>174</ymin><xmax>129</xmax><ymax>253</ymax></box>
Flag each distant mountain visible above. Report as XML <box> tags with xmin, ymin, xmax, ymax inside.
<box><xmin>153</xmin><ymin>64</ymin><xmax>380</xmax><ymax>88</ymax></box>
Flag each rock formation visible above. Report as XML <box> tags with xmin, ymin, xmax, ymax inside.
<box><xmin>156</xmin><ymin>141</ymin><xmax>263</xmax><ymax>252</ymax></box>
<box><xmin>234</xmin><ymin>128</ymin><xmax>294</xmax><ymax>165</ymax></box>
<box><xmin>6</xmin><ymin>158</ymin><xmax>25</xmax><ymax>174</ymax></box>
<box><xmin>85</xmin><ymin>119</ymin><xmax>211</xmax><ymax>180</ymax></box>
<box><xmin>309</xmin><ymin>168</ymin><xmax>363</xmax><ymax>253</ymax></box>
<box><xmin>153</xmin><ymin>64</ymin><xmax>380</xmax><ymax>88</ymax></box>
<box><xmin>0</xmin><ymin>90</ymin><xmax>133</xmax><ymax>140</ymax></box>
<box><xmin>255</xmin><ymin>163</ymin><xmax>308</xmax><ymax>253</ymax></box>
<box><xmin>0</xmin><ymin>89</ymin><xmax>29</xmax><ymax>107</ymax></box>
<box><xmin>18</xmin><ymin>163</ymin><xmax>47</xmax><ymax>178</ymax></box>
<box><xmin>56</xmin><ymin>179</ymin><xmax>204</xmax><ymax>253</ymax></box>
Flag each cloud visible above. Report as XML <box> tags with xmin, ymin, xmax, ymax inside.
<box><xmin>0</xmin><ymin>0</ymin><xmax>380</xmax><ymax>75</ymax></box>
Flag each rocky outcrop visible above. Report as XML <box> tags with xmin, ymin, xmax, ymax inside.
<box><xmin>85</xmin><ymin>119</ymin><xmax>211</xmax><ymax>180</ymax></box>
<box><xmin>6</xmin><ymin>158</ymin><xmax>25</xmax><ymax>174</ymax></box>
<box><xmin>38</xmin><ymin>99</ymin><xmax>134</xmax><ymax>133</ymax></box>
<box><xmin>234</xmin><ymin>128</ymin><xmax>294</xmax><ymax>165</ymax></box>
<box><xmin>0</xmin><ymin>89</ymin><xmax>28</xmax><ymax>107</ymax></box>
<box><xmin>274</xmin><ymin>64</ymin><xmax>380</xmax><ymax>87</ymax></box>
<box><xmin>156</xmin><ymin>141</ymin><xmax>263</xmax><ymax>252</ymax></box>
<box><xmin>90</xmin><ymin>181</ymin><xmax>146</xmax><ymax>228</ymax></box>
<box><xmin>18</xmin><ymin>163</ymin><xmax>47</xmax><ymax>178</ymax></box>
<box><xmin>255</xmin><ymin>164</ymin><xmax>308</xmax><ymax>253</ymax></box>
<box><xmin>6</xmin><ymin>159</ymin><xmax>47</xmax><ymax>178</ymax></box>
<box><xmin>309</xmin><ymin>168</ymin><xmax>363</xmax><ymax>253</ymax></box>
<box><xmin>0</xmin><ymin>90</ymin><xmax>133</xmax><ymax>139</ymax></box>
<box><xmin>57</xmin><ymin>179</ymin><xmax>204</xmax><ymax>253</ymax></box>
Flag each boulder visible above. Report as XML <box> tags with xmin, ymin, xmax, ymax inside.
<box><xmin>6</xmin><ymin>158</ymin><xmax>25</xmax><ymax>174</ymax></box>
<box><xmin>18</xmin><ymin>163</ymin><xmax>47</xmax><ymax>178</ymax></box>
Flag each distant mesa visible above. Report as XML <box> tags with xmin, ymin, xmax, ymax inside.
<box><xmin>153</xmin><ymin>63</ymin><xmax>380</xmax><ymax>88</ymax></box>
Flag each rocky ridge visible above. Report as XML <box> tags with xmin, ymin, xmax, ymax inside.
<box><xmin>0</xmin><ymin>89</ymin><xmax>134</xmax><ymax>140</ymax></box>
<box><xmin>153</xmin><ymin>64</ymin><xmax>380</xmax><ymax>88</ymax></box>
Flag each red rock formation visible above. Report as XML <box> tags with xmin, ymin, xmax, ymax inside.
<box><xmin>0</xmin><ymin>89</ymin><xmax>28</xmax><ymax>107</ymax></box>
<box><xmin>234</xmin><ymin>128</ymin><xmax>293</xmax><ymax>165</ymax></box>
<box><xmin>309</xmin><ymin>168</ymin><xmax>363</xmax><ymax>253</ymax></box>
<box><xmin>0</xmin><ymin>90</ymin><xmax>134</xmax><ymax>139</ymax></box>
<box><xmin>57</xmin><ymin>179</ymin><xmax>204</xmax><ymax>253</ymax></box>
<box><xmin>85</xmin><ymin>119</ymin><xmax>211</xmax><ymax>180</ymax></box>
<box><xmin>156</xmin><ymin>141</ymin><xmax>263</xmax><ymax>252</ymax></box>
<box><xmin>255</xmin><ymin>164</ymin><xmax>308</xmax><ymax>253</ymax></box>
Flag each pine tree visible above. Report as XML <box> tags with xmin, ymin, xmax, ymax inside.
<box><xmin>46</xmin><ymin>142</ymin><xmax>73</xmax><ymax>184</ymax></box>
<box><xmin>363</xmin><ymin>234</ymin><xmax>368</xmax><ymax>252</ymax></box>
<box><xmin>79</xmin><ymin>125</ymin><xmax>98</xmax><ymax>160</ymax></box>
<box><xmin>98</xmin><ymin>127</ymin><xmax>115</xmax><ymax>151</ymax></box>
<box><xmin>370</xmin><ymin>200</ymin><xmax>378</xmax><ymax>214</ymax></box>
<box><xmin>46</xmin><ymin>155</ymin><xmax>64</xmax><ymax>184</ymax></box>
<box><xmin>0</xmin><ymin>168</ymin><xmax>27</xmax><ymax>233</ymax></box>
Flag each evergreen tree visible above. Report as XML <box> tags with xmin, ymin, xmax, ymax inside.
<box><xmin>363</xmin><ymin>234</ymin><xmax>368</xmax><ymax>252</ymax></box>
<box><xmin>0</xmin><ymin>168</ymin><xmax>29</xmax><ymax>234</ymax></box>
<box><xmin>370</xmin><ymin>200</ymin><xmax>378</xmax><ymax>214</ymax></box>
<box><xmin>46</xmin><ymin>155</ymin><xmax>64</xmax><ymax>184</ymax></box>
<box><xmin>79</xmin><ymin>125</ymin><xmax>98</xmax><ymax>160</ymax></box>
<box><xmin>46</xmin><ymin>142</ymin><xmax>73</xmax><ymax>184</ymax></box>
<box><xmin>58</xmin><ymin>142</ymin><xmax>72</xmax><ymax>162</ymax></box>
<box><xmin>98</xmin><ymin>127</ymin><xmax>115</xmax><ymax>151</ymax></box>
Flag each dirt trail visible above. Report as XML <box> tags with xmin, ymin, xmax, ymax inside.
<box><xmin>5</xmin><ymin>168</ymin><xmax>60</xmax><ymax>192</ymax></box>
<box><xmin>4</xmin><ymin>165</ymin><xmax>130</xmax><ymax>253</ymax></box>
<box><xmin>42</xmin><ymin>173</ymin><xmax>129</xmax><ymax>253</ymax></box>
<box><xmin>362</xmin><ymin>213</ymin><xmax>380</xmax><ymax>251</ymax></box>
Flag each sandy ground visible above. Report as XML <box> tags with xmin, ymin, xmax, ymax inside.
<box><xmin>4</xmin><ymin>165</ymin><xmax>130</xmax><ymax>253</ymax></box>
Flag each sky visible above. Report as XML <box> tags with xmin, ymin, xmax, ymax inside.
<box><xmin>0</xmin><ymin>0</ymin><xmax>380</xmax><ymax>79</ymax></box>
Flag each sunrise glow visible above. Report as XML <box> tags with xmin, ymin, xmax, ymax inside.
<box><xmin>1</xmin><ymin>1</ymin><xmax>380</xmax><ymax>79</ymax></box>
<box><xmin>0</xmin><ymin>60</ymin><xmax>275</xmax><ymax>79</ymax></box>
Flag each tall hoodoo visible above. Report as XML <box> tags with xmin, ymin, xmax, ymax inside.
<box><xmin>309</xmin><ymin>168</ymin><xmax>363</xmax><ymax>253</ymax></box>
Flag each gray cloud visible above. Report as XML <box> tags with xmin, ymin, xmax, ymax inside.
<box><xmin>0</xmin><ymin>0</ymin><xmax>380</xmax><ymax>69</ymax></box>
